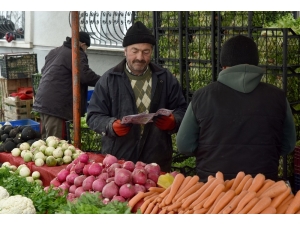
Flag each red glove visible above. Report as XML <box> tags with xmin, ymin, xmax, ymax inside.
<box><xmin>155</xmin><ymin>114</ymin><xmax>176</xmax><ymax>131</ymax></box>
<box><xmin>112</xmin><ymin>119</ymin><xmax>131</xmax><ymax>136</ymax></box>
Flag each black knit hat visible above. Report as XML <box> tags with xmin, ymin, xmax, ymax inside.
<box><xmin>220</xmin><ymin>35</ymin><xmax>259</xmax><ymax>67</ymax></box>
<box><xmin>79</xmin><ymin>31</ymin><xmax>91</xmax><ymax>47</ymax></box>
<box><xmin>123</xmin><ymin>21</ymin><xmax>156</xmax><ymax>47</ymax></box>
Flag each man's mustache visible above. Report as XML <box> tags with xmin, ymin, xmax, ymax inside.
<box><xmin>133</xmin><ymin>60</ymin><xmax>146</xmax><ymax>63</ymax></box>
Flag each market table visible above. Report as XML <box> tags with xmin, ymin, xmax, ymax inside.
<box><xmin>0</xmin><ymin>152</ymin><xmax>107</xmax><ymax>187</ymax></box>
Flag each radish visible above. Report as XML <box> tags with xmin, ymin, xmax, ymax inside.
<box><xmin>83</xmin><ymin>163</ymin><xmax>92</xmax><ymax>176</ymax></box>
<box><xmin>103</xmin><ymin>154</ymin><xmax>118</xmax><ymax>167</ymax></box>
<box><xmin>122</xmin><ymin>161</ymin><xmax>135</xmax><ymax>172</ymax></box>
<box><xmin>119</xmin><ymin>183</ymin><xmax>135</xmax><ymax>199</ymax></box>
<box><xmin>74</xmin><ymin>162</ymin><xmax>85</xmax><ymax>175</ymax></box>
<box><xmin>144</xmin><ymin>179</ymin><xmax>157</xmax><ymax>190</ymax></box>
<box><xmin>102</xmin><ymin>198</ymin><xmax>110</xmax><ymax>205</ymax></box>
<box><xmin>114</xmin><ymin>168</ymin><xmax>132</xmax><ymax>186</ymax></box>
<box><xmin>69</xmin><ymin>184</ymin><xmax>77</xmax><ymax>194</ymax></box>
<box><xmin>148</xmin><ymin>172</ymin><xmax>159</xmax><ymax>183</ymax></box>
<box><xmin>170</xmin><ymin>171</ymin><xmax>180</xmax><ymax>178</ymax></box>
<box><xmin>135</xmin><ymin>161</ymin><xmax>146</xmax><ymax>168</ymax></box>
<box><xmin>102</xmin><ymin>181</ymin><xmax>119</xmax><ymax>199</ymax></box>
<box><xmin>107</xmin><ymin>163</ymin><xmax>121</xmax><ymax>177</ymax></box>
<box><xmin>58</xmin><ymin>182</ymin><xmax>70</xmax><ymax>191</ymax></box>
<box><xmin>67</xmin><ymin>193</ymin><xmax>76</xmax><ymax>202</ymax></box>
<box><xmin>144</xmin><ymin>163</ymin><xmax>161</xmax><ymax>175</ymax></box>
<box><xmin>75</xmin><ymin>186</ymin><xmax>85</xmax><ymax>197</ymax></box>
<box><xmin>66</xmin><ymin>162</ymin><xmax>75</xmax><ymax>171</ymax></box>
<box><xmin>78</xmin><ymin>152</ymin><xmax>89</xmax><ymax>164</ymax></box>
<box><xmin>92</xmin><ymin>178</ymin><xmax>107</xmax><ymax>192</ymax></box>
<box><xmin>111</xmin><ymin>195</ymin><xmax>125</xmax><ymax>202</ymax></box>
<box><xmin>134</xmin><ymin>184</ymin><xmax>146</xmax><ymax>194</ymax></box>
<box><xmin>57</xmin><ymin>169</ymin><xmax>70</xmax><ymax>183</ymax></box>
<box><xmin>106</xmin><ymin>177</ymin><xmax>115</xmax><ymax>183</ymax></box>
<box><xmin>82</xmin><ymin>175</ymin><xmax>96</xmax><ymax>191</ymax></box>
<box><xmin>132</xmin><ymin>168</ymin><xmax>147</xmax><ymax>185</ymax></box>
<box><xmin>50</xmin><ymin>178</ymin><xmax>61</xmax><ymax>187</ymax></box>
<box><xmin>88</xmin><ymin>162</ymin><xmax>103</xmax><ymax>176</ymax></box>
<box><xmin>97</xmin><ymin>172</ymin><xmax>109</xmax><ymax>181</ymax></box>
<box><xmin>66</xmin><ymin>172</ymin><xmax>79</xmax><ymax>185</ymax></box>
<box><xmin>74</xmin><ymin>175</ymin><xmax>87</xmax><ymax>187</ymax></box>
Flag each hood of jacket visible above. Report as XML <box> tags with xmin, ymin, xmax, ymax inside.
<box><xmin>217</xmin><ymin>64</ymin><xmax>264</xmax><ymax>93</ymax></box>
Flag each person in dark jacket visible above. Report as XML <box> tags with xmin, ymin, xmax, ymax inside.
<box><xmin>32</xmin><ymin>32</ymin><xmax>100</xmax><ymax>140</ymax></box>
<box><xmin>176</xmin><ymin>35</ymin><xmax>296</xmax><ymax>182</ymax></box>
<box><xmin>86</xmin><ymin>21</ymin><xmax>187</xmax><ymax>172</ymax></box>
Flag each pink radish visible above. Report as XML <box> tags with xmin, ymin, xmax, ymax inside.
<box><xmin>78</xmin><ymin>153</ymin><xmax>89</xmax><ymax>164</ymax></box>
<box><xmin>102</xmin><ymin>181</ymin><xmax>119</xmax><ymax>199</ymax></box>
<box><xmin>144</xmin><ymin>179</ymin><xmax>157</xmax><ymax>190</ymax></box>
<box><xmin>103</xmin><ymin>154</ymin><xmax>118</xmax><ymax>168</ymax></box>
<box><xmin>92</xmin><ymin>178</ymin><xmax>107</xmax><ymax>192</ymax></box>
<box><xmin>111</xmin><ymin>195</ymin><xmax>125</xmax><ymax>202</ymax></box>
<box><xmin>82</xmin><ymin>175</ymin><xmax>96</xmax><ymax>191</ymax></box>
<box><xmin>57</xmin><ymin>169</ymin><xmax>70</xmax><ymax>183</ymax></box>
<box><xmin>122</xmin><ymin>161</ymin><xmax>135</xmax><ymax>172</ymax></box>
<box><xmin>74</xmin><ymin>162</ymin><xmax>85</xmax><ymax>175</ymax></box>
<box><xmin>74</xmin><ymin>175</ymin><xmax>87</xmax><ymax>187</ymax></box>
<box><xmin>134</xmin><ymin>184</ymin><xmax>146</xmax><ymax>194</ymax></box>
<box><xmin>66</xmin><ymin>172</ymin><xmax>79</xmax><ymax>185</ymax></box>
<box><xmin>132</xmin><ymin>168</ymin><xmax>147</xmax><ymax>185</ymax></box>
<box><xmin>114</xmin><ymin>168</ymin><xmax>132</xmax><ymax>186</ymax></box>
<box><xmin>144</xmin><ymin>163</ymin><xmax>161</xmax><ymax>175</ymax></box>
<box><xmin>119</xmin><ymin>183</ymin><xmax>136</xmax><ymax>199</ymax></box>
<box><xmin>88</xmin><ymin>162</ymin><xmax>103</xmax><ymax>176</ymax></box>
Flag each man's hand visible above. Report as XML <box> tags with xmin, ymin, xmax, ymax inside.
<box><xmin>154</xmin><ymin>114</ymin><xmax>176</xmax><ymax>131</ymax></box>
<box><xmin>112</xmin><ymin>119</ymin><xmax>131</xmax><ymax>136</ymax></box>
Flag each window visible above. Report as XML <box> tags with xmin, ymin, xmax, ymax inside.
<box><xmin>0</xmin><ymin>11</ymin><xmax>25</xmax><ymax>41</ymax></box>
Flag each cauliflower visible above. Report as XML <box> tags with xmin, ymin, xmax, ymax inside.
<box><xmin>0</xmin><ymin>186</ymin><xmax>36</xmax><ymax>214</ymax></box>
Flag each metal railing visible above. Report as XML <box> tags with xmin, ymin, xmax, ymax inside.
<box><xmin>0</xmin><ymin>11</ymin><xmax>25</xmax><ymax>40</ymax></box>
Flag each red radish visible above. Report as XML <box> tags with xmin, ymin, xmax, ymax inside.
<box><xmin>111</xmin><ymin>195</ymin><xmax>125</xmax><ymax>202</ymax></box>
<box><xmin>75</xmin><ymin>186</ymin><xmax>85</xmax><ymax>197</ymax></box>
<box><xmin>119</xmin><ymin>183</ymin><xmax>135</xmax><ymax>199</ymax></box>
<box><xmin>97</xmin><ymin>172</ymin><xmax>109</xmax><ymax>181</ymax></box>
<box><xmin>74</xmin><ymin>175</ymin><xmax>87</xmax><ymax>187</ymax></box>
<box><xmin>69</xmin><ymin>184</ymin><xmax>77</xmax><ymax>194</ymax></box>
<box><xmin>144</xmin><ymin>179</ymin><xmax>157</xmax><ymax>190</ymax></box>
<box><xmin>67</xmin><ymin>193</ymin><xmax>76</xmax><ymax>202</ymax></box>
<box><xmin>88</xmin><ymin>162</ymin><xmax>103</xmax><ymax>176</ymax></box>
<box><xmin>57</xmin><ymin>169</ymin><xmax>70</xmax><ymax>183</ymax></box>
<box><xmin>134</xmin><ymin>184</ymin><xmax>146</xmax><ymax>194</ymax></box>
<box><xmin>135</xmin><ymin>161</ymin><xmax>146</xmax><ymax>168</ymax></box>
<box><xmin>114</xmin><ymin>168</ymin><xmax>132</xmax><ymax>186</ymax></box>
<box><xmin>66</xmin><ymin>172</ymin><xmax>79</xmax><ymax>185</ymax></box>
<box><xmin>102</xmin><ymin>181</ymin><xmax>119</xmax><ymax>199</ymax></box>
<box><xmin>103</xmin><ymin>154</ymin><xmax>118</xmax><ymax>168</ymax></box>
<box><xmin>144</xmin><ymin>163</ymin><xmax>161</xmax><ymax>175</ymax></box>
<box><xmin>82</xmin><ymin>175</ymin><xmax>96</xmax><ymax>191</ymax></box>
<box><xmin>122</xmin><ymin>161</ymin><xmax>135</xmax><ymax>172</ymax></box>
<box><xmin>83</xmin><ymin>163</ymin><xmax>92</xmax><ymax>176</ymax></box>
<box><xmin>170</xmin><ymin>171</ymin><xmax>180</xmax><ymax>178</ymax></box>
<box><xmin>50</xmin><ymin>178</ymin><xmax>61</xmax><ymax>187</ymax></box>
<box><xmin>92</xmin><ymin>178</ymin><xmax>107</xmax><ymax>192</ymax></box>
<box><xmin>58</xmin><ymin>182</ymin><xmax>70</xmax><ymax>191</ymax></box>
<box><xmin>78</xmin><ymin>153</ymin><xmax>89</xmax><ymax>164</ymax></box>
<box><xmin>148</xmin><ymin>172</ymin><xmax>159</xmax><ymax>183</ymax></box>
<box><xmin>106</xmin><ymin>177</ymin><xmax>115</xmax><ymax>183</ymax></box>
<box><xmin>66</xmin><ymin>163</ymin><xmax>75</xmax><ymax>171</ymax></box>
<box><xmin>107</xmin><ymin>163</ymin><xmax>121</xmax><ymax>177</ymax></box>
<box><xmin>132</xmin><ymin>168</ymin><xmax>147</xmax><ymax>185</ymax></box>
<box><xmin>73</xmin><ymin>157</ymin><xmax>80</xmax><ymax>164</ymax></box>
<box><xmin>102</xmin><ymin>198</ymin><xmax>110</xmax><ymax>205</ymax></box>
<box><xmin>74</xmin><ymin>162</ymin><xmax>85</xmax><ymax>175</ymax></box>
<box><xmin>44</xmin><ymin>186</ymin><xmax>50</xmax><ymax>192</ymax></box>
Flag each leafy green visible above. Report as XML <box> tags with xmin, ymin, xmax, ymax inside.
<box><xmin>56</xmin><ymin>192</ymin><xmax>134</xmax><ymax>214</ymax></box>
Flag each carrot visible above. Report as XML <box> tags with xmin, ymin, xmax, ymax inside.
<box><xmin>159</xmin><ymin>193</ymin><xmax>169</xmax><ymax>208</ymax></box>
<box><xmin>247</xmin><ymin>196</ymin><xmax>272</xmax><ymax>214</ymax></box>
<box><xmin>215</xmin><ymin>171</ymin><xmax>224</xmax><ymax>181</ymax></box>
<box><xmin>172</xmin><ymin>176</ymin><xmax>192</xmax><ymax>202</ymax></box>
<box><xmin>168</xmin><ymin>210</ymin><xmax>175</xmax><ymax>214</ymax></box>
<box><xmin>180</xmin><ymin>177</ymin><xmax>216</xmax><ymax>209</ymax></box>
<box><xmin>234</xmin><ymin>174</ymin><xmax>252</xmax><ymax>195</ymax></box>
<box><xmin>150</xmin><ymin>203</ymin><xmax>159</xmax><ymax>214</ymax></box>
<box><xmin>164</xmin><ymin>173</ymin><xmax>185</xmax><ymax>206</ymax></box>
<box><xmin>260</xmin><ymin>180</ymin><xmax>288</xmax><ymax>199</ymax></box>
<box><xmin>207</xmin><ymin>192</ymin><xmax>225</xmax><ymax>214</ymax></box>
<box><xmin>247</xmin><ymin>173</ymin><xmax>265</xmax><ymax>193</ymax></box>
<box><xmin>143</xmin><ymin>192</ymin><xmax>160</xmax><ymax>201</ymax></box>
<box><xmin>148</xmin><ymin>187</ymin><xmax>166</xmax><ymax>193</ymax></box>
<box><xmin>210</xmin><ymin>189</ymin><xmax>236</xmax><ymax>214</ymax></box>
<box><xmin>167</xmin><ymin>201</ymin><xmax>182</xmax><ymax>212</ymax></box>
<box><xmin>192</xmin><ymin>196</ymin><xmax>209</xmax><ymax>211</ymax></box>
<box><xmin>232</xmin><ymin>191</ymin><xmax>256</xmax><ymax>214</ymax></box>
<box><xmin>203</xmin><ymin>183</ymin><xmax>225</xmax><ymax>209</ymax></box>
<box><xmin>276</xmin><ymin>194</ymin><xmax>294</xmax><ymax>214</ymax></box>
<box><xmin>177</xmin><ymin>182</ymin><xmax>203</xmax><ymax>203</ymax></box>
<box><xmin>174</xmin><ymin>175</ymin><xmax>200</xmax><ymax>202</ymax></box>
<box><xmin>207</xmin><ymin>175</ymin><xmax>215</xmax><ymax>181</ymax></box>
<box><xmin>224</xmin><ymin>178</ymin><xmax>235</xmax><ymax>192</ymax></box>
<box><xmin>128</xmin><ymin>191</ymin><xmax>146</xmax><ymax>209</ymax></box>
<box><xmin>222</xmin><ymin>190</ymin><xmax>248</xmax><ymax>214</ymax></box>
<box><xmin>285</xmin><ymin>190</ymin><xmax>300</xmax><ymax>214</ymax></box>
<box><xmin>256</xmin><ymin>179</ymin><xmax>276</xmax><ymax>197</ymax></box>
<box><xmin>260</xmin><ymin>206</ymin><xmax>277</xmax><ymax>214</ymax></box>
<box><xmin>194</xmin><ymin>208</ymin><xmax>209</xmax><ymax>214</ymax></box>
<box><xmin>230</xmin><ymin>171</ymin><xmax>245</xmax><ymax>191</ymax></box>
<box><xmin>143</xmin><ymin>201</ymin><xmax>155</xmax><ymax>214</ymax></box>
<box><xmin>238</xmin><ymin>197</ymin><xmax>259</xmax><ymax>214</ymax></box>
<box><xmin>242</xmin><ymin>177</ymin><xmax>253</xmax><ymax>191</ymax></box>
<box><xmin>158</xmin><ymin>185</ymin><xmax>171</xmax><ymax>198</ymax></box>
<box><xmin>270</xmin><ymin>186</ymin><xmax>291</xmax><ymax>208</ymax></box>
<box><xmin>158</xmin><ymin>207</ymin><xmax>167</xmax><ymax>214</ymax></box>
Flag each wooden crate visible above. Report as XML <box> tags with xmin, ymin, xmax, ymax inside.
<box><xmin>3</xmin><ymin>97</ymin><xmax>33</xmax><ymax>121</ymax></box>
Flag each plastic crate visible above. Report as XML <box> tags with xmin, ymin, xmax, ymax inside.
<box><xmin>0</xmin><ymin>53</ymin><xmax>38</xmax><ymax>79</ymax></box>
<box><xmin>66</xmin><ymin>120</ymin><xmax>102</xmax><ymax>152</ymax></box>
<box><xmin>0</xmin><ymin>119</ymin><xmax>40</xmax><ymax>132</ymax></box>
<box><xmin>31</xmin><ymin>73</ymin><xmax>42</xmax><ymax>96</ymax></box>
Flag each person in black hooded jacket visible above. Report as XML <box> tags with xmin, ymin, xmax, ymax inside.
<box><xmin>32</xmin><ymin>32</ymin><xmax>100</xmax><ymax>140</ymax></box>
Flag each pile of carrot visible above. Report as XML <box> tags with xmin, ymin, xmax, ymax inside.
<box><xmin>128</xmin><ymin>171</ymin><xmax>300</xmax><ymax>214</ymax></box>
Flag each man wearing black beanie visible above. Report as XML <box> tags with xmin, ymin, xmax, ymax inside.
<box><xmin>176</xmin><ymin>35</ymin><xmax>296</xmax><ymax>182</ymax></box>
<box><xmin>33</xmin><ymin>31</ymin><xmax>100</xmax><ymax>140</ymax></box>
<box><xmin>86</xmin><ymin>21</ymin><xmax>187</xmax><ymax>172</ymax></box>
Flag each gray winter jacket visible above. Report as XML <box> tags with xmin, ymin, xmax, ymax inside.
<box><xmin>87</xmin><ymin>59</ymin><xmax>187</xmax><ymax>172</ymax></box>
<box><xmin>32</xmin><ymin>37</ymin><xmax>100</xmax><ymax>121</ymax></box>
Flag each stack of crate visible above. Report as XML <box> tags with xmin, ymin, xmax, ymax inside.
<box><xmin>0</xmin><ymin>53</ymin><xmax>38</xmax><ymax>122</ymax></box>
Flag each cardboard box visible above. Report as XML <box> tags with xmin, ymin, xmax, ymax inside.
<box><xmin>3</xmin><ymin>97</ymin><xmax>33</xmax><ymax>121</ymax></box>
